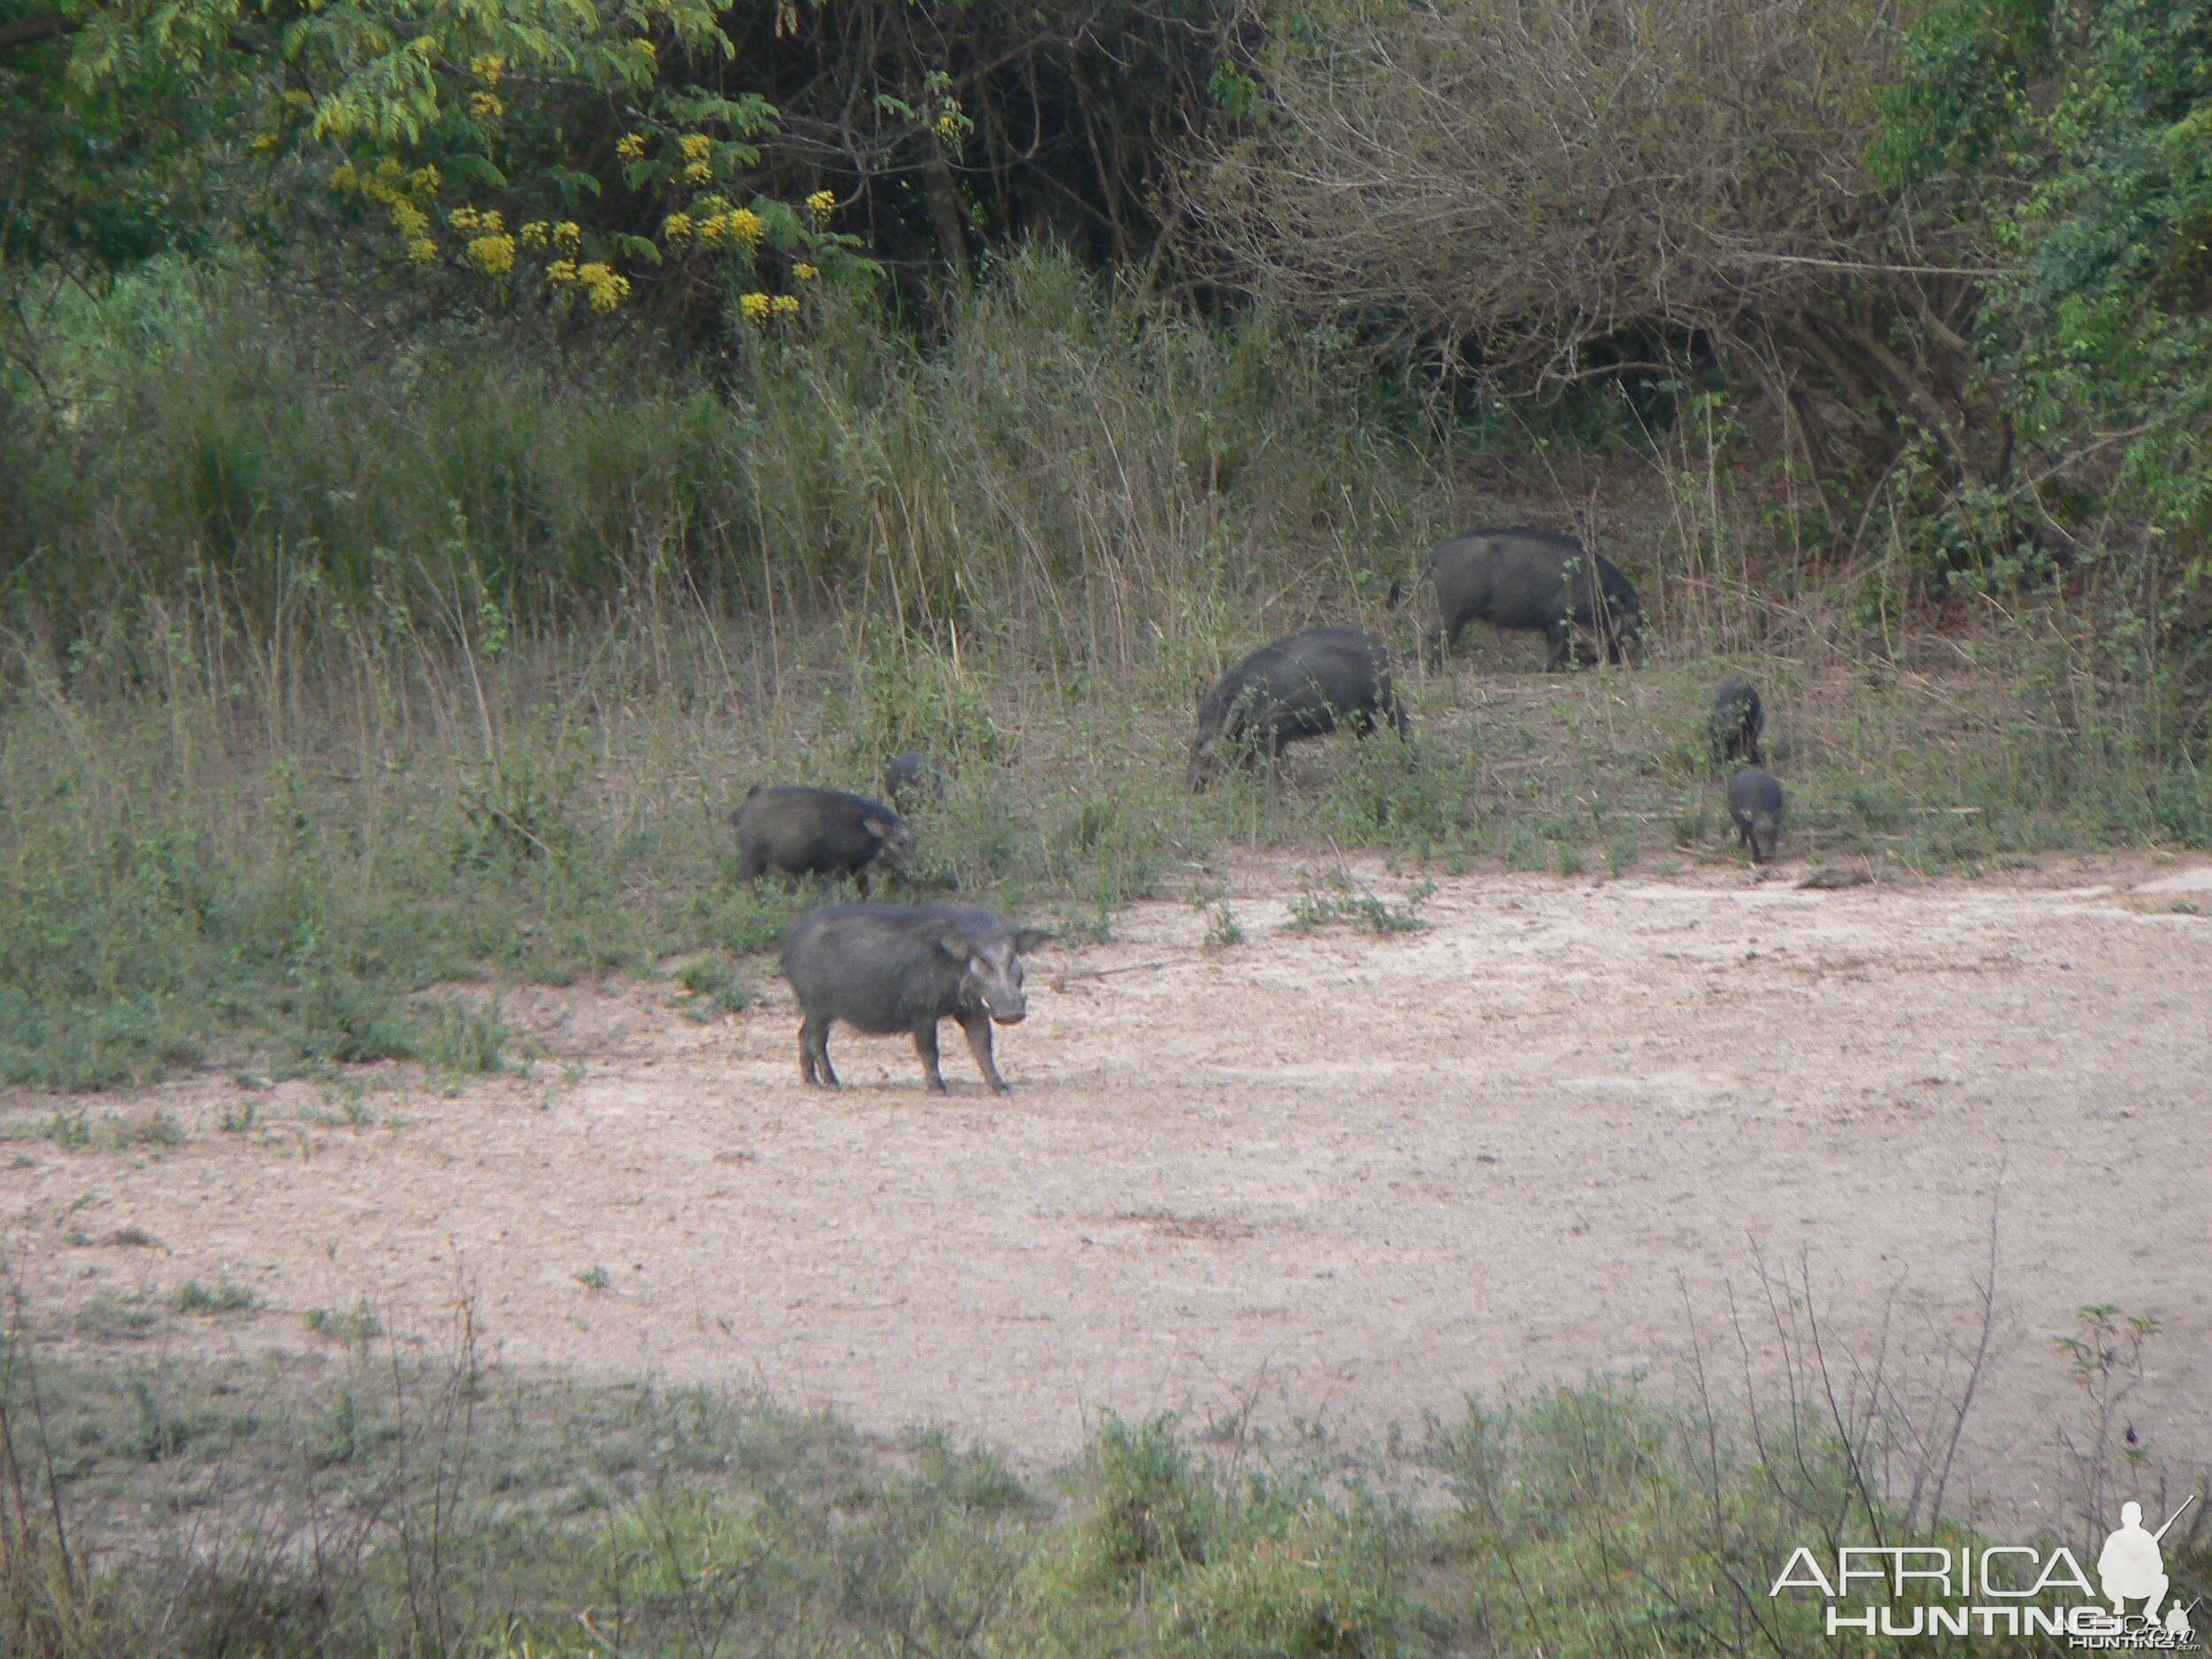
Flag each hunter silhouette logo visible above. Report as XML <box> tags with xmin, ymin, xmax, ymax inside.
<box><xmin>1770</xmin><ymin>1495</ymin><xmax>2201</xmax><ymax>1647</ymax></box>
<box><xmin>2100</xmin><ymin>1502</ymin><xmax>2175</xmax><ymax>1621</ymax></box>
<box><xmin>2097</xmin><ymin>1498</ymin><xmax>2197</xmax><ymax>1644</ymax></box>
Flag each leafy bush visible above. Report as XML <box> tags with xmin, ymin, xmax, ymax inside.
<box><xmin>1079</xmin><ymin>1411</ymin><xmax>1218</xmax><ymax>1587</ymax></box>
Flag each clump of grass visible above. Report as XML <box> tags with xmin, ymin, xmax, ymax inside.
<box><xmin>673</xmin><ymin>955</ymin><xmax>750</xmax><ymax>1022</ymax></box>
<box><xmin>303</xmin><ymin>1302</ymin><xmax>384</xmax><ymax>1345</ymax></box>
<box><xmin>903</xmin><ymin>1425</ymin><xmax>1036</xmax><ymax>1517</ymax></box>
<box><xmin>73</xmin><ymin>1294</ymin><xmax>157</xmax><ymax>1339</ymax></box>
<box><xmin>1501</xmin><ymin>821</ymin><xmax>1550</xmax><ymax>871</ymax></box>
<box><xmin>574</xmin><ymin>1265</ymin><xmax>611</xmax><ymax>1292</ymax></box>
<box><xmin>1198</xmin><ymin>896</ymin><xmax>1246</xmax><ymax>947</ymax></box>
<box><xmin>172</xmin><ymin>1277</ymin><xmax>260</xmax><ymax>1316</ymax></box>
<box><xmin>1286</xmin><ymin>871</ymin><xmax>1433</xmax><ymax>934</ymax></box>
<box><xmin>312</xmin><ymin>1386</ymin><xmax>403</xmax><ymax>1469</ymax></box>
<box><xmin>304</xmin><ymin>1086</ymin><xmax>377</xmax><ymax>1128</ymax></box>
<box><xmin>109</xmin><ymin>1110</ymin><xmax>186</xmax><ymax>1151</ymax></box>
<box><xmin>42</xmin><ymin>1110</ymin><xmax>90</xmax><ymax>1149</ymax></box>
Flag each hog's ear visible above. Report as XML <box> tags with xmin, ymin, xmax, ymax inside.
<box><xmin>935</xmin><ymin>931</ymin><xmax>974</xmax><ymax>963</ymax></box>
<box><xmin>862</xmin><ymin>817</ymin><xmax>894</xmax><ymax>842</ymax></box>
<box><xmin>1011</xmin><ymin>926</ymin><xmax>1052</xmax><ymax>954</ymax></box>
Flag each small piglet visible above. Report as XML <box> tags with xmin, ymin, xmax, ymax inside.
<box><xmin>781</xmin><ymin>902</ymin><xmax>1050</xmax><ymax>1095</ymax></box>
<box><xmin>1709</xmin><ymin>678</ymin><xmax>1765</xmax><ymax>766</ymax></box>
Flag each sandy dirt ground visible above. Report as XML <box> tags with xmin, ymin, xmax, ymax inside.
<box><xmin>5</xmin><ymin>853</ymin><xmax>2209</xmax><ymax>1528</ymax></box>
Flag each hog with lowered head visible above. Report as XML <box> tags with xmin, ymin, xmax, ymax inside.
<box><xmin>1727</xmin><ymin>767</ymin><xmax>1786</xmax><ymax>864</ymax></box>
<box><xmin>1709</xmin><ymin>678</ymin><xmax>1765</xmax><ymax>766</ymax></box>
<box><xmin>1394</xmin><ymin>526</ymin><xmax>1646</xmax><ymax>671</ymax></box>
<box><xmin>881</xmin><ymin>750</ymin><xmax>948</xmax><ymax>815</ymax></box>
<box><xmin>781</xmin><ymin>902</ymin><xmax>1050</xmax><ymax>1094</ymax></box>
<box><xmin>733</xmin><ymin>785</ymin><xmax>916</xmax><ymax>895</ymax></box>
<box><xmin>1187</xmin><ymin>626</ymin><xmax>1409</xmax><ymax>791</ymax></box>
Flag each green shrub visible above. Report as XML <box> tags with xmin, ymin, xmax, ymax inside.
<box><xmin>1079</xmin><ymin>1411</ymin><xmax>1217</xmax><ymax>1588</ymax></box>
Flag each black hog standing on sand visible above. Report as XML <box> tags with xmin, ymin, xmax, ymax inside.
<box><xmin>781</xmin><ymin>902</ymin><xmax>1050</xmax><ymax>1094</ymax></box>
<box><xmin>1393</xmin><ymin>526</ymin><xmax>1646</xmax><ymax>671</ymax></box>
<box><xmin>1187</xmin><ymin>626</ymin><xmax>1409</xmax><ymax>791</ymax></box>
<box><xmin>1727</xmin><ymin>767</ymin><xmax>1786</xmax><ymax>864</ymax></box>
<box><xmin>1709</xmin><ymin>678</ymin><xmax>1765</xmax><ymax>767</ymax></box>
<box><xmin>733</xmin><ymin>785</ymin><xmax>916</xmax><ymax>895</ymax></box>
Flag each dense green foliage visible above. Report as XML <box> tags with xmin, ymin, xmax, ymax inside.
<box><xmin>1878</xmin><ymin>1</ymin><xmax>2212</xmax><ymax>639</ymax></box>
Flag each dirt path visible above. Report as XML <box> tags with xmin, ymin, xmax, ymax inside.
<box><xmin>7</xmin><ymin>855</ymin><xmax>2209</xmax><ymax>1526</ymax></box>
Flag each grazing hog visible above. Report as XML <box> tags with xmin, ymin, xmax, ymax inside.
<box><xmin>1394</xmin><ymin>526</ymin><xmax>1646</xmax><ymax>671</ymax></box>
<box><xmin>881</xmin><ymin>750</ymin><xmax>948</xmax><ymax>815</ymax></box>
<box><xmin>1709</xmin><ymin>678</ymin><xmax>1765</xmax><ymax>767</ymax></box>
<box><xmin>780</xmin><ymin>902</ymin><xmax>1050</xmax><ymax>1094</ymax></box>
<box><xmin>733</xmin><ymin>785</ymin><xmax>916</xmax><ymax>895</ymax></box>
<box><xmin>1727</xmin><ymin>767</ymin><xmax>1786</xmax><ymax>864</ymax></box>
<box><xmin>1187</xmin><ymin>626</ymin><xmax>1409</xmax><ymax>791</ymax></box>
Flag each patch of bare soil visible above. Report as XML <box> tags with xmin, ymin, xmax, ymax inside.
<box><xmin>6</xmin><ymin>855</ymin><xmax>2208</xmax><ymax>1528</ymax></box>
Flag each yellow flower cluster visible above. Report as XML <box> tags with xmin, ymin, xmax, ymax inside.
<box><xmin>696</xmin><ymin>206</ymin><xmax>763</xmax><ymax>250</ymax></box>
<box><xmin>578</xmin><ymin>262</ymin><xmax>631</xmax><ymax>311</ymax></box>
<box><xmin>471</xmin><ymin>90</ymin><xmax>505</xmax><ymax>119</ymax></box>
<box><xmin>549</xmin><ymin>259</ymin><xmax>630</xmax><ymax>311</ymax></box>
<box><xmin>686</xmin><ymin>160</ymin><xmax>713</xmax><ymax>184</ymax></box>
<box><xmin>251</xmin><ymin>133</ymin><xmax>280</xmax><ymax>151</ymax></box>
<box><xmin>467</xmin><ymin>234</ymin><xmax>518</xmax><ymax>277</ymax></box>
<box><xmin>555</xmin><ymin>222</ymin><xmax>581</xmax><ymax>248</ymax></box>
<box><xmin>805</xmin><ymin>189</ymin><xmax>836</xmax><ymax>225</ymax></box>
<box><xmin>680</xmin><ymin>134</ymin><xmax>712</xmax><ymax>161</ymax></box>
<box><xmin>739</xmin><ymin>292</ymin><xmax>802</xmax><ymax>324</ymax></box>
<box><xmin>334</xmin><ymin>158</ymin><xmax>440</xmax><ymax>258</ymax></box>
<box><xmin>793</xmin><ymin>262</ymin><xmax>818</xmax><ymax>281</ymax></box>
<box><xmin>633</xmin><ymin>37</ymin><xmax>657</xmax><ymax>64</ymax></box>
<box><xmin>386</xmin><ymin>196</ymin><xmax>432</xmax><ymax>239</ymax></box>
<box><xmin>449</xmin><ymin>205</ymin><xmax>505</xmax><ymax>234</ymax></box>
<box><xmin>281</xmin><ymin>89</ymin><xmax>312</xmax><ymax>109</ymax></box>
<box><xmin>469</xmin><ymin>55</ymin><xmax>505</xmax><ymax>86</ymax></box>
<box><xmin>617</xmin><ymin>133</ymin><xmax>647</xmax><ymax>160</ymax></box>
<box><xmin>519</xmin><ymin>221</ymin><xmax>549</xmax><ymax>247</ymax></box>
<box><xmin>663</xmin><ymin>212</ymin><xmax>695</xmax><ymax>242</ymax></box>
